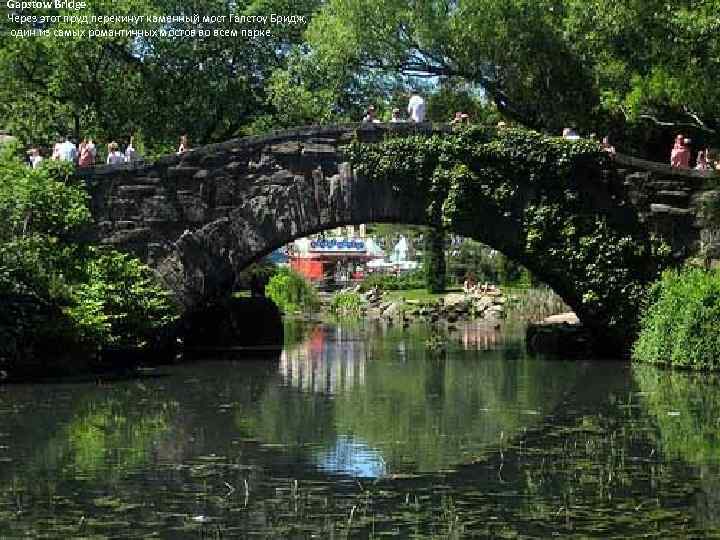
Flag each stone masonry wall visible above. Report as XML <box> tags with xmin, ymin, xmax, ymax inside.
<box><xmin>77</xmin><ymin>125</ymin><xmax>720</xmax><ymax>312</ymax></box>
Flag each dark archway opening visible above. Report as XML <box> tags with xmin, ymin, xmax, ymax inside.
<box><xmin>180</xmin><ymin>220</ymin><xmax>588</xmax><ymax>357</ymax></box>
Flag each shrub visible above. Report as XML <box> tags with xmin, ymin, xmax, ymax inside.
<box><xmin>359</xmin><ymin>269</ymin><xmax>426</xmax><ymax>292</ymax></box>
<box><xmin>0</xmin><ymin>148</ymin><xmax>179</xmax><ymax>371</ymax></box>
<box><xmin>265</xmin><ymin>267</ymin><xmax>319</xmax><ymax>313</ymax></box>
<box><xmin>66</xmin><ymin>250</ymin><xmax>178</xmax><ymax>350</ymax></box>
<box><xmin>633</xmin><ymin>267</ymin><xmax>720</xmax><ymax>370</ymax></box>
<box><xmin>505</xmin><ymin>287</ymin><xmax>569</xmax><ymax>322</ymax></box>
<box><xmin>329</xmin><ymin>290</ymin><xmax>364</xmax><ymax>316</ymax></box>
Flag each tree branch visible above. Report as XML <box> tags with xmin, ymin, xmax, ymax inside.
<box><xmin>638</xmin><ymin>113</ymin><xmax>717</xmax><ymax>134</ymax></box>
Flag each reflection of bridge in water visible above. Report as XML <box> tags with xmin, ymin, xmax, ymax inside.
<box><xmin>279</xmin><ymin>325</ymin><xmax>367</xmax><ymax>394</ymax></box>
<box><xmin>279</xmin><ymin>322</ymin><xmax>511</xmax><ymax>394</ymax></box>
<box><xmin>456</xmin><ymin>322</ymin><xmax>506</xmax><ymax>350</ymax></box>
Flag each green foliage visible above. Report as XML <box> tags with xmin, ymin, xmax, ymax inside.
<box><xmin>306</xmin><ymin>0</ymin><xmax>598</xmax><ymax>132</ymax></box>
<box><xmin>0</xmin><ymin>141</ymin><xmax>88</xmax><ymax>240</ymax></box>
<box><xmin>329</xmin><ymin>290</ymin><xmax>364</xmax><ymax>317</ymax></box>
<box><xmin>634</xmin><ymin>364</ymin><xmax>720</xmax><ymax>464</ymax></box>
<box><xmin>306</xmin><ymin>0</ymin><xmax>719</xmax><ymax>152</ymax></box>
<box><xmin>235</xmin><ymin>261</ymin><xmax>277</xmax><ymax>292</ymax></box>
<box><xmin>0</xmin><ymin>0</ymin><xmax>321</xmax><ymax>147</ymax></box>
<box><xmin>563</xmin><ymin>0</ymin><xmax>720</xmax><ymax>144</ymax></box>
<box><xmin>347</xmin><ymin>126</ymin><xmax>673</xmax><ymax>348</ymax></box>
<box><xmin>265</xmin><ymin>267</ymin><xmax>320</xmax><ymax>313</ymax></box>
<box><xmin>359</xmin><ymin>269</ymin><xmax>425</xmax><ymax>292</ymax></box>
<box><xmin>425</xmin><ymin>82</ymin><xmax>499</xmax><ymax>125</ymax></box>
<box><xmin>700</xmin><ymin>192</ymin><xmax>720</xmax><ymax>227</ymax></box>
<box><xmin>66</xmin><ymin>251</ymin><xmax>178</xmax><ymax>350</ymax></box>
<box><xmin>633</xmin><ymin>267</ymin><xmax>720</xmax><ymax>370</ymax></box>
<box><xmin>447</xmin><ymin>240</ymin><xmax>529</xmax><ymax>286</ymax></box>
<box><xmin>0</xmin><ymin>149</ymin><xmax>178</xmax><ymax>371</ymax></box>
<box><xmin>504</xmin><ymin>287</ymin><xmax>570</xmax><ymax>323</ymax></box>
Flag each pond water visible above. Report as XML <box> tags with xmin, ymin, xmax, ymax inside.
<box><xmin>1</xmin><ymin>320</ymin><xmax>720</xmax><ymax>538</ymax></box>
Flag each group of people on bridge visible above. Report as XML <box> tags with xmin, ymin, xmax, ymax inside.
<box><xmin>362</xmin><ymin>93</ymin><xmax>475</xmax><ymax>127</ymax></box>
<box><xmin>26</xmin><ymin>135</ymin><xmax>146</xmax><ymax>169</ymax></box>
<box><xmin>362</xmin><ymin>93</ymin><xmax>429</xmax><ymax>124</ymax></box>
<box><xmin>670</xmin><ymin>134</ymin><xmax>719</xmax><ymax>172</ymax></box>
<box><xmin>25</xmin><ymin>134</ymin><xmax>192</xmax><ymax>170</ymax></box>
<box><xmin>20</xmin><ymin>103</ymin><xmax>720</xmax><ymax>174</ymax></box>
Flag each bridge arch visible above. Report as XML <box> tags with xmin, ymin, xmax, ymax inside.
<box><xmin>79</xmin><ymin>124</ymin><xmax>717</xmax><ymax>353</ymax></box>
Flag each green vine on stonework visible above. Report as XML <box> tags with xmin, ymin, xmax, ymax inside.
<box><xmin>346</xmin><ymin>126</ymin><xmax>675</xmax><ymax>347</ymax></box>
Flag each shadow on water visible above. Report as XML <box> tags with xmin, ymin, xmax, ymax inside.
<box><xmin>1</xmin><ymin>319</ymin><xmax>720</xmax><ymax>537</ymax></box>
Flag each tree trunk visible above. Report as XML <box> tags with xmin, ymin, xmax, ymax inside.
<box><xmin>425</xmin><ymin>226</ymin><xmax>446</xmax><ymax>294</ymax></box>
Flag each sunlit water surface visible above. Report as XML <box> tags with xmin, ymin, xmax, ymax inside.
<box><xmin>1</xmin><ymin>320</ymin><xmax>720</xmax><ymax>538</ymax></box>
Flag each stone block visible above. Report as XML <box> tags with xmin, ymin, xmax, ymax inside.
<box><xmin>301</xmin><ymin>143</ymin><xmax>337</xmax><ymax>157</ymax></box>
<box><xmin>118</xmin><ymin>176</ymin><xmax>161</xmax><ymax>186</ymax></box>
<box><xmin>225</xmin><ymin>161</ymin><xmax>244</xmax><ymax>171</ymax></box>
<box><xmin>141</xmin><ymin>197</ymin><xmax>179</xmax><ymax>222</ymax></box>
<box><xmin>118</xmin><ymin>185</ymin><xmax>157</xmax><ymax>195</ymax></box>
<box><xmin>651</xmin><ymin>203</ymin><xmax>674</xmax><ymax>214</ymax></box>
<box><xmin>167</xmin><ymin>166</ymin><xmax>201</xmax><ymax>178</ymax></box>
<box><xmin>103</xmin><ymin>227</ymin><xmax>152</xmax><ymax>245</ymax></box>
<box><xmin>180</xmin><ymin>197</ymin><xmax>207</xmax><ymax>223</ymax></box>
<box><xmin>270</xmin><ymin>141</ymin><xmax>301</xmax><ymax>155</ymax></box>
<box><xmin>108</xmin><ymin>198</ymin><xmax>139</xmax><ymax>221</ymax></box>
<box><xmin>212</xmin><ymin>206</ymin><xmax>234</xmax><ymax>219</ymax></box>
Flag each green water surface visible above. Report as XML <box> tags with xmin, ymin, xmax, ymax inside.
<box><xmin>0</xmin><ymin>320</ymin><xmax>719</xmax><ymax>538</ymax></box>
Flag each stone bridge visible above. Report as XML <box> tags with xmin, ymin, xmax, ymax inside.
<box><xmin>77</xmin><ymin>124</ymin><xmax>720</xmax><ymax>351</ymax></box>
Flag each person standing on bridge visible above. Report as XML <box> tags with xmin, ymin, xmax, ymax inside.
<box><xmin>125</xmin><ymin>136</ymin><xmax>140</xmax><ymax>163</ymax></box>
<box><xmin>58</xmin><ymin>136</ymin><xmax>78</xmax><ymax>163</ymax></box>
<box><xmin>407</xmin><ymin>93</ymin><xmax>426</xmax><ymax>123</ymax></box>
<box><xmin>27</xmin><ymin>147</ymin><xmax>43</xmax><ymax>169</ymax></box>
<box><xmin>670</xmin><ymin>134</ymin><xmax>690</xmax><ymax>168</ymax></box>
<box><xmin>78</xmin><ymin>138</ymin><xmax>96</xmax><ymax>168</ymax></box>
<box><xmin>362</xmin><ymin>106</ymin><xmax>379</xmax><ymax>123</ymax></box>
<box><xmin>50</xmin><ymin>138</ymin><xmax>62</xmax><ymax>161</ymax></box>
<box><xmin>601</xmin><ymin>136</ymin><xmax>616</xmax><ymax>156</ymax></box>
<box><xmin>390</xmin><ymin>108</ymin><xmax>404</xmax><ymax>123</ymax></box>
<box><xmin>177</xmin><ymin>134</ymin><xmax>189</xmax><ymax>154</ymax></box>
<box><xmin>696</xmin><ymin>149</ymin><xmax>709</xmax><ymax>171</ymax></box>
<box><xmin>562</xmin><ymin>127</ymin><xmax>581</xmax><ymax>140</ymax></box>
<box><xmin>106</xmin><ymin>142</ymin><xmax>124</xmax><ymax>165</ymax></box>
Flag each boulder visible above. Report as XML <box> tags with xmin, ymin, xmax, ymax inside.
<box><xmin>542</xmin><ymin>312</ymin><xmax>580</xmax><ymax>325</ymax></box>
<box><xmin>382</xmin><ymin>302</ymin><xmax>402</xmax><ymax>319</ymax></box>
<box><xmin>484</xmin><ymin>305</ymin><xmax>505</xmax><ymax>321</ymax></box>
<box><xmin>473</xmin><ymin>297</ymin><xmax>495</xmax><ymax>312</ymax></box>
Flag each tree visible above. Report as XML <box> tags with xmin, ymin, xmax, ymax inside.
<box><xmin>305</xmin><ymin>0</ymin><xmax>599</xmax><ymax>133</ymax></box>
<box><xmin>563</xmin><ymin>0</ymin><xmax>720</xmax><ymax>153</ymax></box>
<box><xmin>424</xmin><ymin>226</ymin><xmax>446</xmax><ymax>293</ymax></box>
<box><xmin>0</xmin><ymin>0</ymin><xmax>321</xmax><ymax>149</ymax></box>
<box><xmin>304</xmin><ymin>0</ymin><xmax>720</xmax><ymax>154</ymax></box>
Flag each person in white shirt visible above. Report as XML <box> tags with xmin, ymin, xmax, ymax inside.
<box><xmin>27</xmin><ymin>148</ymin><xmax>43</xmax><ymax>169</ymax></box>
<box><xmin>407</xmin><ymin>94</ymin><xmax>426</xmax><ymax>123</ymax></box>
<box><xmin>106</xmin><ymin>142</ymin><xmax>124</xmax><ymax>165</ymax></box>
<box><xmin>562</xmin><ymin>127</ymin><xmax>581</xmax><ymax>141</ymax></box>
<box><xmin>58</xmin><ymin>136</ymin><xmax>77</xmax><ymax>163</ymax></box>
<box><xmin>125</xmin><ymin>136</ymin><xmax>140</xmax><ymax>163</ymax></box>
